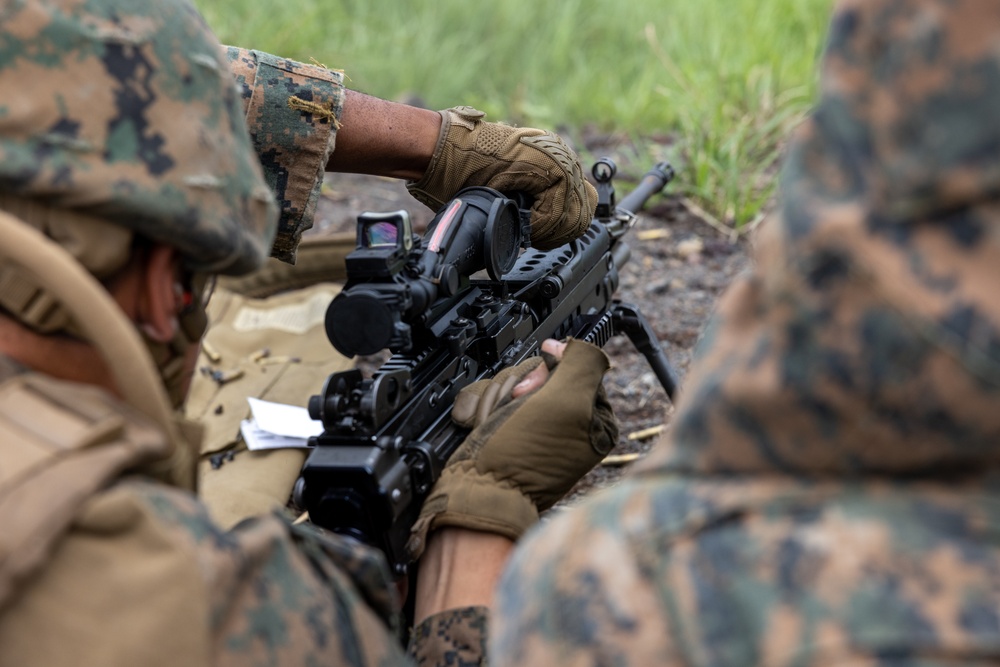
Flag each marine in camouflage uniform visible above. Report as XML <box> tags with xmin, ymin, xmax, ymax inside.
<box><xmin>0</xmin><ymin>2</ymin><xmax>410</xmax><ymax>664</ymax></box>
<box><xmin>494</xmin><ymin>1</ymin><xmax>1000</xmax><ymax>664</ymax></box>
<box><xmin>0</xmin><ymin>0</ymin><xmax>599</xmax><ymax>664</ymax></box>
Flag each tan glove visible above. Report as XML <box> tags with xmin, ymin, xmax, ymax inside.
<box><xmin>406</xmin><ymin>106</ymin><xmax>598</xmax><ymax>250</ymax></box>
<box><xmin>406</xmin><ymin>339</ymin><xmax>618</xmax><ymax>558</ymax></box>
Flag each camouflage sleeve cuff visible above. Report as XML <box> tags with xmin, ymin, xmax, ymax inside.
<box><xmin>407</xmin><ymin>606</ymin><xmax>490</xmax><ymax>666</ymax></box>
<box><xmin>225</xmin><ymin>47</ymin><xmax>345</xmax><ymax>263</ymax></box>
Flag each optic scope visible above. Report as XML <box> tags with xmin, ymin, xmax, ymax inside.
<box><xmin>324</xmin><ymin>187</ymin><xmax>529</xmax><ymax>357</ymax></box>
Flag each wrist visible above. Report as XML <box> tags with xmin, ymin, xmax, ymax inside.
<box><xmin>414</xmin><ymin>527</ymin><xmax>515</xmax><ymax>624</ymax></box>
<box><xmin>326</xmin><ymin>90</ymin><xmax>441</xmax><ymax>179</ymax></box>
<box><xmin>407</xmin><ymin>465</ymin><xmax>539</xmax><ymax>560</ymax></box>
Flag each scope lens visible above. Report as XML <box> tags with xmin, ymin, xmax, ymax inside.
<box><xmin>326</xmin><ymin>290</ymin><xmax>395</xmax><ymax>356</ymax></box>
<box><xmin>364</xmin><ymin>221</ymin><xmax>398</xmax><ymax>248</ymax></box>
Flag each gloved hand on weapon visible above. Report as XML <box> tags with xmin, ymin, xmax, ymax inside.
<box><xmin>408</xmin><ymin>337</ymin><xmax>618</xmax><ymax>556</ymax></box>
<box><xmin>406</xmin><ymin>106</ymin><xmax>599</xmax><ymax>250</ymax></box>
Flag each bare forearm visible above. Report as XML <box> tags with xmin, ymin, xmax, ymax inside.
<box><xmin>413</xmin><ymin>527</ymin><xmax>515</xmax><ymax>624</ymax></box>
<box><xmin>326</xmin><ymin>90</ymin><xmax>441</xmax><ymax>180</ymax></box>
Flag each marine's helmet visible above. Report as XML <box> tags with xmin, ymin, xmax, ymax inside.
<box><xmin>0</xmin><ymin>0</ymin><xmax>277</xmax><ymax>280</ymax></box>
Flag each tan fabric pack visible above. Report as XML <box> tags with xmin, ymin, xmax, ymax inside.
<box><xmin>186</xmin><ymin>262</ymin><xmax>354</xmax><ymax>528</ymax></box>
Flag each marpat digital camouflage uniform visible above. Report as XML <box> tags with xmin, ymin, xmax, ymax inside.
<box><xmin>0</xmin><ymin>1</ymin><xmax>486</xmax><ymax>665</ymax></box>
<box><xmin>225</xmin><ymin>47</ymin><xmax>345</xmax><ymax>262</ymax></box>
<box><xmin>494</xmin><ymin>1</ymin><xmax>1000</xmax><ymax>664</ymax></box>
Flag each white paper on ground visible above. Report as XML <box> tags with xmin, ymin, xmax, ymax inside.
<box><xmin>241</xmin><ymin>397</ymin><xmax>323</xmax><ymax>451</ymax></box>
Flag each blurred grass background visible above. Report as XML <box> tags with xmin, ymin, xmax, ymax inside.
<box><xmin>197</xmin><ymin>0</ymin><xmax>834</xmax><ymax>228</ymax></box>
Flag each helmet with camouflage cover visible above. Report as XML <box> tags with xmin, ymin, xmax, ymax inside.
<box><xmin>0</xmin><ymin>0</ymin><xmax>277</xmax><ymax>279</ymax></box>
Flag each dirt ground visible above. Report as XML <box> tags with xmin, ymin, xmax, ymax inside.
<box><xmin>311</xmin><ymin>136</ymin><xmax>751</xmax><ymax>502</ymax></box>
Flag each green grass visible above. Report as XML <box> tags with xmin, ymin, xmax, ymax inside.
<box><xmin>196</xmin><ymin>0</ymin><xmax>833</xmax><ymax>228</ymax></box>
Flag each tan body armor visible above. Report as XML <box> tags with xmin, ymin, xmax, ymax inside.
<box><xmin>0</xmin><ymin>369</ymin><xmax>220</xmax><ymax>665</ymax></box>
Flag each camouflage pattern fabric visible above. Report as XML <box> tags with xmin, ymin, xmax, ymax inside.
<box><xmin>1</xmin><ymin>481</ymin><xmax>415</xmax><ymax>666</ymax></box>
<box><xmin>493</xmin><ymin>1</ymin><xmax>1000</xmax><ymax>664</ymax></box>
<box><xmin>409</xmin><ymin>607</ymin><xmax>491</xmax><ymax>665</ymax></box>
<box><xmin>226</xmin><ymin>48</ymin><xmax>345</xmax><ymax>263</ymax></box>
<box><xmin>0</xmin><ymin>0</ymin><xmax>277</xmax><ymax>276</ymax></box>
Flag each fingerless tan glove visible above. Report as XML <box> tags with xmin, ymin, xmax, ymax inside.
<box><xmin>406</xmin><ymin>106</ymin><xmax>598</xmax><ymax>250</ymax></box>
<box><xmin>407</xmin><ymin>339</ymin><xmax>617</xmax><ymax>558</ymax></box>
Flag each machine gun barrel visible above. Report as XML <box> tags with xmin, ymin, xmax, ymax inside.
<box><xmin>617</xmin><ymin>162</ymin><xmax>676</xmax><ymax>216</ymax></box>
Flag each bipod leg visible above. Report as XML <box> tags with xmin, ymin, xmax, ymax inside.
<box><xmin>611</xmin><ymin>302</ymin><xmax>679</xmax><ymax>401</ymax></box>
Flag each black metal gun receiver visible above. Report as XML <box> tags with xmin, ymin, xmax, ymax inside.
<box><xmin>297</xmin><ymin>159</ymin><xmax>677</xmax><ymax>576</ymax></box>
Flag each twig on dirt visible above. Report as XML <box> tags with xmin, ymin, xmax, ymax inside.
<box><xmin>681</xmin><ymin>197</ymin><xmax>739</xmax><ymax>243</ymax></box>
<box><xmin>637</xmin><ymin>228</ymin><xmax>672</xmax><ymax>242</ymax></box>
<box><xmin>627</xmin><ymin>424</ymin><xmax>665</xmax><ymax>441</ymax></box>
<box><xmin>601</xmin><ymin>452</ymin><xmax>643</xmax><ymax>467</ymax></box>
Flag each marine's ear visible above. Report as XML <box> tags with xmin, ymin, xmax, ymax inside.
<box><xmin>117</xmin><ymin>244</ymin><xmax>181</xmax><ymax>344</ymax></box>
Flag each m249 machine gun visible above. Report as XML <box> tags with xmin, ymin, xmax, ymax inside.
<box><xmin>296</xmin><ymin>159</ymin><xmax>677</xmax><ymax>576</ymax></box>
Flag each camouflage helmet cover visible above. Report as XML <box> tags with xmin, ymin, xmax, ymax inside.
<box><xmin>0</xmin><ymin>0</ymin><xmax>278</xmax><ymax>275</ymax></box>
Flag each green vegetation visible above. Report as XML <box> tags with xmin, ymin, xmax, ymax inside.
<box><xmin>197</xmin><ymin>0</ymin><xmax>833</xmax><ymax>228</ymax></box>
